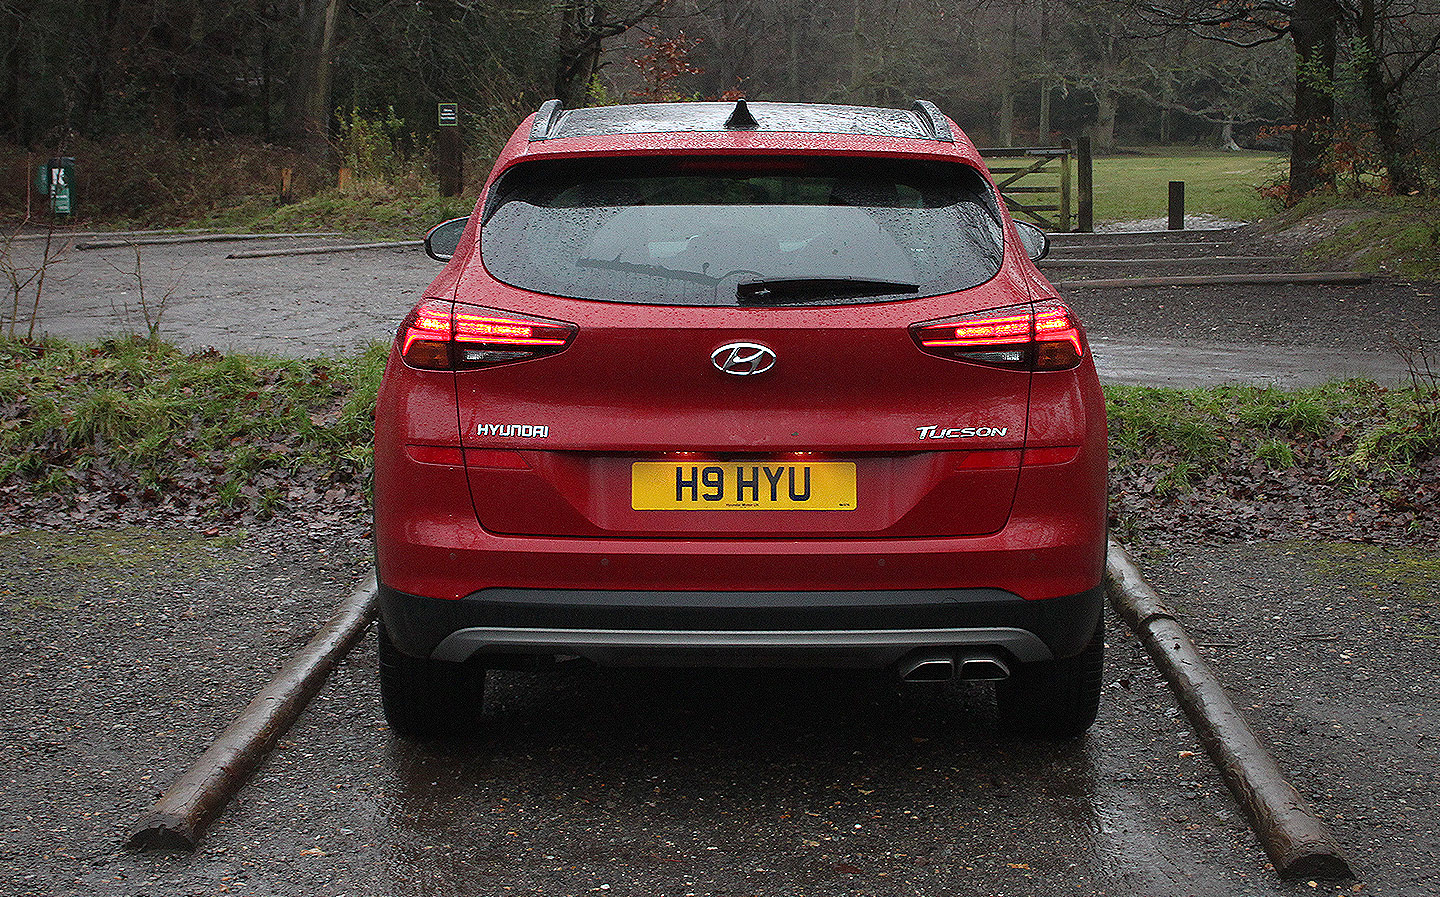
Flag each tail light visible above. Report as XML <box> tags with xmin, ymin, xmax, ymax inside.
<box><xmin>910</xmin><ymin>300</ymin><xmax>1084</xmax><ymax>371</ymax></box>
<box><xmin>399</xmin><ymin>299</ymin><xmax>576</xmax><ymax>370</ymax></box>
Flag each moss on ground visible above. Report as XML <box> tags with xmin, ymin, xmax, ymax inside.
<box><xmin>0</xmin><ymin>527</ymin><xmax>245</xmax><ymax>613</ymax></box>
<box><xmin>1313</xmin><ymin>542</ymin><xmax>1440</xmax><ymax>605</ymax></box>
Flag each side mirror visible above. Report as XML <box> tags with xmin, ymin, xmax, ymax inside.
<box><xmin>424</xmin><ymin>217</ymin><xmax>469</xmax><ymax>262</ymax></box>
<box><xmin>1014</xmin><ymin>222</ymin><xmax>1050</xmax><ymax>262</ymax></box>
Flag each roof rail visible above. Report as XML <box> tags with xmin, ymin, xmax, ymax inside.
<box><xmin>529</xmin><ymin>99</ymin><xmax>565</xmax><ymax>141</ymax></box>
<box><xmin>911</xmin><ymin>101</ymin><xmax>953</xmax><ymax>143</ymax></box>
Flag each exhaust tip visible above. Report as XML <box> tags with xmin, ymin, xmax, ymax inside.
<box><xmin>899</xmin><ymin>655</ymin><xmax>955</xmax><ymax>683</ymax></box>
<box><xmin>957</xmin><ymin>654</ymin><xmax>1010</xmax><ymax>681</ymax></box>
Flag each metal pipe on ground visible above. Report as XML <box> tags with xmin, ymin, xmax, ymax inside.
<box><xmin>126</xmin><ymin>574</ymin><xmax>378</xmax><ymax>852</ymax></box>
<box><xmin>1105</xmin><ymin>541</ymin><xmax>1352</xmax><ymax>881</ymax></box>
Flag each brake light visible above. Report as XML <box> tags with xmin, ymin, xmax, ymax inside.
<box><xmin>399</xmin><ymin>299</ymin><xmax>576</xmax><ymax>370</ymax></box>
<box><xmin>910</xmin><ymin>300</ymin><xmax>1084</xmax><ymax>371</ymax></box>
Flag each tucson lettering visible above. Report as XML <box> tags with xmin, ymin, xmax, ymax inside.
<box><xmin>915</xmin><ymin>426</ymin><xmax>1009</xmax><ymax>439</ymax></box>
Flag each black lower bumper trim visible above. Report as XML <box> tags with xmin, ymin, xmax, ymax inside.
<box><xmin>379</xmin><ymin>583</ymin><xmax>1104</xmax><ymax>665</ymax></box>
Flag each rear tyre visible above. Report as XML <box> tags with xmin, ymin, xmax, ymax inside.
<box><xmin>377</xmin><ymin>621</ymin><xmax>486</xmax><ymax>739</ymax></box>
<box><xmin>996</xmin><ymin>624</ymin><xmax>1103</xmax><ymax>738</ymax></box>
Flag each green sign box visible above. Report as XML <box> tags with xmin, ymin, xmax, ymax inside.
<box><xmin>36</xmin><ymin>157</ymin><xmax>74</xmax><ymax>215</ymax></box>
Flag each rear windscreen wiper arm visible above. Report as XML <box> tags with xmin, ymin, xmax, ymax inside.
<box><xmin>737</xmin><ymin>278</ymin><xmax>919</xmax><ymax>305</ymax></box>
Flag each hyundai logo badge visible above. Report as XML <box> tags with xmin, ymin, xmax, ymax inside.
<box><xmin>711</xmin><ymin>342</ymin><xmax>776</xmax><ymax>376</ymax></box>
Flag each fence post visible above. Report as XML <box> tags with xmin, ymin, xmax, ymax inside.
<box><xmin>1168</xmin><ymin>181</ymin><xmax>1185</xmax><ymax>230</ymax></box>
<box><xmin>1077</xmin><ymin>133</ymin><xmax>1093</xmax><ymax>233</ymax></box>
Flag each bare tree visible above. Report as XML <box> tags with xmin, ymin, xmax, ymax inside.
<box><xmin>553</xmin><ymin>0</ymin><xmax>669</xmax><ymax>106</ymax></box>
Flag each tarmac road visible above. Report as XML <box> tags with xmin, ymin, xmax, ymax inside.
<box><xmin>12</xmin><ymin>229</ymin><xmax>1438</xmax><ymax>386</ymax></box>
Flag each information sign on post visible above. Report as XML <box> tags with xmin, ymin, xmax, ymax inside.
<box><xmin>37</xmin><ymin>157</ymin><xmax>75</xmax><ymax>215</ymax></box>
<box><xmin>436</xmin><ymin>103</ymin><xmax>463</xmax><ymax>197</ymax></box>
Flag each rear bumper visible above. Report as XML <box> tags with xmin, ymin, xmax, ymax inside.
<box><xmin>378</xmin><ymin>582</ymin><xmax>1104</xmax><ymax>667</ymax></box>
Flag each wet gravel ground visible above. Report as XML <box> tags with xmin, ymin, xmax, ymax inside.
<box><xmin>1054</xmin><ymin>230</ymin><xmax>1438</xmax><ymax>387</ymax></box>
<box><xmin>12</xmin><ymin>227</ymin><xmax>1438</xmax><ymax>387</ymax></box>
<box><xmin>3</xmin><ymin>520</ymin><xmax>1434</xmax><ymax>896</ymax></box>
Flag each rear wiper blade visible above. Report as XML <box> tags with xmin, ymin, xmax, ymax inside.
<box><xmin>737</xmin><ymin>278</ymin><xmax>919</xmax><ymax>305</ymax></box>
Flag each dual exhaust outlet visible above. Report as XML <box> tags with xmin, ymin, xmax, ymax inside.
<box><xmin>898</xmin><ymin>651</ymin><xmax>1011</xmax><ymax>683</ymax></box>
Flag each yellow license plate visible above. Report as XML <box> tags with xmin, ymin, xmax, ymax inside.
<box><xmin>631</xmin><ymin>461</ymin><xmax>856</xmax><ymax>511</ymax></box>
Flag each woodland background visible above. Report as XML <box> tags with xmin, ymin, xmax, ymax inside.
<box><xmin>2</xmin><ymin>0</ymin><xmax>1437</xmax><ymax>216</ymax></box>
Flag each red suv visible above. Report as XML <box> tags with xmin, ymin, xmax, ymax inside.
<box><xmin>373</xmin><ymin>99</ymin><xmax>1107</xmax><ymax>739</ymax></box>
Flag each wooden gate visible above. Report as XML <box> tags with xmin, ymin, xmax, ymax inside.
<box><xmin>979</xmin><ymin>145</ymin><xmax>1073</xmax><ymax>233</ymax></box>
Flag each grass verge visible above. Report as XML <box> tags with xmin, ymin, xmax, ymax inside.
<box><xmin>1107</xmin><ymin>379</ymin><xmax>1439</xmax><ymax>545</ymax></box>
<box><xmin>195</xmin><ymin>181</ymin><xmax>478</xmax><ymax>239</ymax></box>
<box><xmin>0</xmin><ymin>336</ymin><xmax>385</xmax><ymax>525</ymax></box>
<box><xmin>1267</xmin><ymin>193</ymin><xmax>1440</xmax><ymax>280</ymax></box>
<box><xmin>1</xmin><ymin>337</ymin><xmax>1436</xmax><ymax>540</ymax></box>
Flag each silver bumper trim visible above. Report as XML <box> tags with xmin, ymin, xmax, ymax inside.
<box><xmin>432</xmin><ymin>626</ymin><xmax>1053</xmax><ymax>667</ymax></box>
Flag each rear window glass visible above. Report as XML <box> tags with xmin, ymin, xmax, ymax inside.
<box><xmin>479</xmin><ymin>156</ymin><xmax>1005</xmax><ymax>307</ymax></box>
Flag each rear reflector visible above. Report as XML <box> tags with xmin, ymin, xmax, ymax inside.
<box><xmin>911</xmin><ymin>300</ymin><xmax>1084</xmax><ymax>371</ymax></box>
<box><xmin>1023</xmin><ymin>445</ymin><xmax>1080</xmax><ymax>466</ymax></box>
<box><xmin>407</xmin><ymin>444</ymin><xmax>464</xmax><ymax>465</ymax></box>
<box><xmin>399</xmin><ymin>299</ymin><xmax>576</xmax><ymax>370</ymax></box>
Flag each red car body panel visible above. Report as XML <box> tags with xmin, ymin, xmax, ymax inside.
<box><xmin>373</xmin><ymin>101</ymin><xmax>1108</xmax><ymax>675</ymax></box>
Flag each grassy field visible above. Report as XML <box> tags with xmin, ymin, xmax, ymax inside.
<box><xmin>1090</xmin><ymin>146</ymin><xmax>1287</xmax><ymax>224</ymax></box>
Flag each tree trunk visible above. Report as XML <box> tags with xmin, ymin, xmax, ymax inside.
<box><xmin>998</xmin><ymin>84</ymin><xmax>1015</xmax><ymax>148</ymax></box>
<box><xmin>284</xmin><ymin>0</ymin><xmax>342</xmax><ymax>163</ymax></box>
<box><xmin>1094</xmin><ymin>89</ymin><xmax>1117</xmax><ymax>153</ymax></box>
<box><xmin>1355</xmin><ymin>0</ymin><xmax>1422</xmax><ymax>194</ymax></box>
<box><xmin>1220</xmin><ymin>119</ymin><xmax>1241</xmax><ymax>151</ymax></box>
<box><xmin>1039</xmin><ymin>80</ymin><xmax>1051</xmax><ymax>140</ymax></box>
<box><xmin>847</xmin><ymin>1</ymin><xmax>866</xmax><ymax>103</ymax></box>
<box><xmin>554</xmin><ymin>2</ymin><xmax>599</xmax><ymax>106</ymax></box>
<box><xmin>1289</xmin><ymin>0</ymin><xmax>1339</xmax><ymax>197</ymax></box>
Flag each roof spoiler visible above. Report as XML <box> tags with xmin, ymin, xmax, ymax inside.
<box><xmin>529</xmin><ymin>99</ymin><xmax>565</xmax><ymax>141</ymax></box>
<box><xmin>911</xmin><ymin>101</ymin><xmax>954</xmax><ymax>142</ymax></box>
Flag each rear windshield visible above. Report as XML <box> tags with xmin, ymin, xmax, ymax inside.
<box><xmin>479</xmin><ymin>156</ymin><xmax>1005</xmax><ymax>307</ymax></box>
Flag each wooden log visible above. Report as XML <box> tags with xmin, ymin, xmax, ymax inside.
<box><xmin>1041</xmin><ymin>256</ymin><xmax>1285</xmax><ymax>266</ymax></box>
<box><xmin>1048</xmin><ymin>241</ymin><xmax>1238</xmax><ymax>254</ymax></box>
<box><xmin>227</xmin><ymin>240</ymin><xmax>421</xmax><ymax>259</ymax></box>
<box><xmin>78</xmin><ymin>233</ymin><xmax>343</xmax><ymax>250</ymax></box>
<box><xmin>1054</xmin><ymin>271</ymin><xmax>1371</xmax><ymax>289</ymax></box>
<box><xmin>126</xmin><ymin>575</ymin><xmax>378</xmax><ymax>852</ymax></box>
<box><xmin>1106</xmin><ymin>542</ymin><xmax>1352</xmax><ymax>881</ymax></box>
